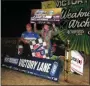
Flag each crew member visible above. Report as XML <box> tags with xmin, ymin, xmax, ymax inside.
<box><xmin>18</xmin><ymin>23</ymin><xmax>40</xmax><ymax>57</ymax></box>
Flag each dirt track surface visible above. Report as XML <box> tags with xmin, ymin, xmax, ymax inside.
<box><xmin>1</xmin><ymin>62</ymin><xmax>89</xmax><ymax>85</ymax></box>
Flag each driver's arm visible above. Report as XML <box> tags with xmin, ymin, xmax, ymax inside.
<box><xmin>19</xmin><ymin>37</ymin><xmax>28</xmax><ymax>44</ymax></box>
<box><xmin>51</xmin><ymin>23</ymin><xmax>58</xmax><ymax>36</ymax></box>
<box><xmin>34</xmin><ymin>23</ymin><xmax>41</xmax><ymax>35</ymax></box>
<box><xmin>34</xmin><ymin>22</ymin><xmax>37</xmax><ymax>33</ymax></box>
<box><xmin>19</xmin><ymin>33</ymin><xmax>28</xmax><ymax>44</ymax></box>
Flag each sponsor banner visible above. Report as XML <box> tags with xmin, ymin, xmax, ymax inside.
<box><xmin>41</xmin><ymin>0</ymin><xmax>90</xmax><ymax>55</ymax></box>
<box><xmin>71</xmin><ymin>50</ymin><xmax>84</xmax><ymax>75</ymax></box>
<box><xmin>30</xmin><ymin>8</ymin><xmax>62</xmax><ymax>24</ymax></box>
<box><xmin>2</xmin><ymin>55</ymin><xmax>63</xmax><ymax>81</ymax></box>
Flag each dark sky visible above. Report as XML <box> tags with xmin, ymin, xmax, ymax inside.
<box><xmin>2</xmin><ymin>1</ymin><xmax>41</xmax><ymax>37</ymax></box>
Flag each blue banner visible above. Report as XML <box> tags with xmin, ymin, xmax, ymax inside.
<box><xmin>2</xmin><ymin>55</ymin><xmax>63</xmax><ymax>82</ymax></box>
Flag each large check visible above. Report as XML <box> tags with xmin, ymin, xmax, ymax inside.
<box><xmin>30</xmin><ymin>8</ymin><xmax>62</xmax><ymax>24</ymax></box>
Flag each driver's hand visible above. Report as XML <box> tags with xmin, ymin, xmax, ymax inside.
<box><xmin>52</xmin><ymin>23</ymin><xmax>55</xmax><ymax>28</ymax></box>
<box><xmin>34</xmin><ymin>22</ymin><xmax>36</xmax><ymax>27</ymax></box>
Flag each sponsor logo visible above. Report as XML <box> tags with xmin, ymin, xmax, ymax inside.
<box><xmin>50</xmin><ymin>62</ymin><xmax>58</xmax><ymax>76</ymax></box>
<box><xmin>34</xmin><ymin>10</ymin><xmax>47</xmax><ymax>18</ymax></box>
<box><xmin>72</xmin><ymin>57</ymin><xmax>82</xmax><ymax>65</ymax></box>
<box><xmin>49</xmin><ymin>10</ymin><xmax>54</xmax><ymax>15</ymax></box>
<box><xmin>4</xmin><ymin>56</ymin><xmax>19</xmax><ymax>65</ymax></box>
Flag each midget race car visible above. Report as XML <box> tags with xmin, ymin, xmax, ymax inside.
<box><xmin>1</xmin><ymin>37</ymin><xmax>87</xmax><ymax>65</ymax></box>
<box><xmin>1</xmin><ymin>37</ymin><xmax>65</xmax><ymax>81</ymax></box>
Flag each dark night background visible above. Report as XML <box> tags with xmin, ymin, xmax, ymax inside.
<box><xmin>1</xmin><ymin>0</ymin><xmax>65</xmax><ymax>57</ymax></box>
<box><xmin>2</xmin><ymin>1</ymin><xmax>42</xmax><ymax>37</ymax></box>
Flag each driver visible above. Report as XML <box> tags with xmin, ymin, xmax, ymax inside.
<box><xmin>18</xmin><ymin>23</ymin><xmax>40</xmax><ymax>57</ymax></box>
<box><xmin>34</xmin><ymin>23</ymin><xmax>58</xmax><ymax>57</ymax></box>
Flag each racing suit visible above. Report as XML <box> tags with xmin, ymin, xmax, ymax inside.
<box><xmin>19</xmin><ymin>31</ymin><xmax>39</xmax><ymax>57</ymax></box>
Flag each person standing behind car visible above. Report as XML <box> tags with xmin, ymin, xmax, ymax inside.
<box><xmin>34</xmin><ymin>23</ymin><xmax>58</xmax><ymax>57</ymax></box>
<box><xmin>18</xmin><ymin>23</ymin><xmax>40</xmax><ymax>57</ymax></box>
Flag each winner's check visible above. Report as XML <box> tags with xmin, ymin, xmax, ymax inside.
<box><xmin>30</xmin><ymin>8</ymin><xmax>62</xmax><ymax>24</ymax></box>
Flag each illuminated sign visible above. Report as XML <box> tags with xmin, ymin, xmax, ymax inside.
<box><xmin>2</xmin><ymin>55</ymin><xmax>63</xmax><ymax>81</ymax></box>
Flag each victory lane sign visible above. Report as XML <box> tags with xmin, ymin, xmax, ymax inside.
<box><xmin>2</xmin><ymin>55</ymin><xmax>63</xmax><ymax>82</ymax></box>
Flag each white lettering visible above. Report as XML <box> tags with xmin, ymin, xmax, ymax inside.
<box><xmin>72</xmin><ymin>0</ymin><xmax>77</xmax><ymax>5</ymax></box>
<box><xmin>62</xmin><ymin>0</ymin><xmax>67</xmax><ymax>6</ymax></box>
<box><xmin>56</xmin><ymin>0</ymin><xmax>84</xmax><ymax>7</ymax></box>
<box><xmin>4</xmin><ymin>57</ymin><xmax>19</xmax><ymax>65</ymax></box>
<box><xmin>68</xmin><ymin>18</ymin><xmax>90</xmax><ymax>28</ymax></box>
<box><xmin>37</xmin><ymin>62</ymin><xmax>51</xmax><ymax>73</ymax></box>
<box><xmin>62</xmin><ymin>9</ymin><xmax>90</xmax><ymax>19</ymax></box>
<box><xmin>18</xmin><ymin>59</ymin><xmax>38</xmax><ymax>70</ymax></box>
<box><xmin>77</xmin><ymin>0</ymin><xmax>83</xmax><ymax>4</ymax></box>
